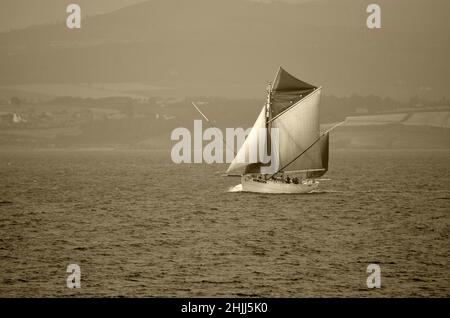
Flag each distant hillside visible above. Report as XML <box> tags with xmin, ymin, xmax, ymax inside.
<box><xmin>0</xmin><ymin>95</ymin><xmax>448</xmax><ymax>149</ymax></box>
<box><xmin>0</xmin><ymin>0</ymin><xmax>146</xmax><ymax>32</ymax></box>
<box><xmin>0</xmin><ymin>0</ymin><xmax>449</xmax><ymax>100</ymax></box>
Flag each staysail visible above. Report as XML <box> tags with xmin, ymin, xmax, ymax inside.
<box><xmin>226</xmin><ymin>67</ymin><xmax>329</xmax><ymax>177</ymax></box>
<box><xmin>226</xmin><ymin>106</ymin><xmax>267</xmax><ymax>175</ymax></box>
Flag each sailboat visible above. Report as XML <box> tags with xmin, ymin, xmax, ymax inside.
<box><xmin>226</xmin><ymin>67</ymin><xmax>333</xmax><ymax>194</ymax></box>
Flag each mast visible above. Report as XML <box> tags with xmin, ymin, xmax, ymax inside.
<box><xmin>265</xmin><ymin>82</ymin><xmax>272</xmax><ymax>124</ymax></box>
<box><xmin>264</xmin><ymin>82</ymin><xmax>272</xmax><ymax>176</ymax></box>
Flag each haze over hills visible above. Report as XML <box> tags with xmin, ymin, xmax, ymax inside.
<box><xmin>0</xmin><ymin>0</ymin><xmax>448</xmax><ymax>150</ymax></box>
<box><xmin>1</xmin><ymin>93</ymin><xmax>448</xmax><ymax>150</ymax></box>
<box><xmin>0</xmin><ymin>0</ymin><xmax>449</xmax><ymax>100</ymax></box>
<box><xmin>0</xmin><ymin>0</ymin><xmax>147</xmax><ymax>32</ymax></box>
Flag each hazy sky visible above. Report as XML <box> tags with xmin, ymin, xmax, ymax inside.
<box><xmin>0</xmin><ymin>0</ymin><xmax>448</xmax><ymax>100</ymax></box>
<box><xmin>0</xmin><ymin>0</ymin><xmax>147</xmax><ymax>31</ymax></box>
<box><xmin>0</xmin><ymin>0</ymin><xmax>313</xmax><ymax>31</ymax></box>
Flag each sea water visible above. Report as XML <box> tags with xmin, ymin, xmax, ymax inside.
<box><xmin>0</xmin><ymin>149</ymin><xmax>449</xmax><ymax>297</ymax></box>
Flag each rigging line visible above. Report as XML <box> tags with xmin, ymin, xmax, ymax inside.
<box><xmin>268</xmin><ymin>133</ymin><xmax>326</xmax><ymax>180</ymax></box>
<box><xmin>191</xmin><ymin>102</ymin><xmax>210</xmax><ymax>122</ymax></box>
<box><xmin>267</xmin><ymin>120</ymin><xmax>345</xmax><ymax>179</ymax></box>
<box><xmin>191</xmin><ymin>102</ymin><xmax>236</xmax><ymax>157</ymax></box>
<box><xmin>324</xmin><ymin>120</ymin><xmax>346</xmax><ymax>134</ymax></box>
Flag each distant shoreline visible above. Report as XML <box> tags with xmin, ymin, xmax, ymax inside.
<box><xmin>0</xmin><ymin>147</ymin><xmax>449</xmax><ymax>153</ymax></box>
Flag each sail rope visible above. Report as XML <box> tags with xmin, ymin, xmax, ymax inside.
<box><xmin>267</xmin><ymin>120</ymin><xmax>345</xmax><ymax>179</ymax></box>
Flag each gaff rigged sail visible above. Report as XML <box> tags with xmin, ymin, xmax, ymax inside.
<box><xmin>226</xmin><ymin>67</ymin><xmax>328</xmax><ymax>177</ymax></box>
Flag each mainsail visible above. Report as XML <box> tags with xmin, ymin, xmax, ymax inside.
<box><xmin>226</xmin><ymin>67</ymin><xmax>329</xmax><ymax>177</ymax></box>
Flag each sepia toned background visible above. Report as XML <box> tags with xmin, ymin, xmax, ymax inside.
<box><xmin>0</xmin><ymin>0</ymin><xmax>449</xmax><ymax>149</ymax></box>
<box><xmin>0</xmin><ymin>0</ymin><xmax>449</xmax><ymax>297</ymax></box>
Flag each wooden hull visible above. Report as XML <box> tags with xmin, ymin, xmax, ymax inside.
<box><xmin>241</xmin><ymin>176</ymin><xmax>319</xmax><ymax>194</ymax></box>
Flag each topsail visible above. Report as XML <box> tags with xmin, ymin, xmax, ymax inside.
<box><xmin>271</xmin><ymin>67</ymin><xmax>317</xmax><ymax>117</ymax></box>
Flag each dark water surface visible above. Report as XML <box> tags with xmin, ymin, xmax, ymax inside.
<box><xmin>0</xmin><ymin>149</ymin><xmax>449</xmax><ymax>297</ymax></box>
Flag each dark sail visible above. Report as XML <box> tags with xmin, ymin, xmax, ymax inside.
<box><xmin>306</xmin><ymin>132</ymin><xmax>329</xmax><ymax>178</ymax></box>
<box><xmin>271</xmin><ymin>67</ymin><xmax>317</xmax><ymax>117</ymax></box>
